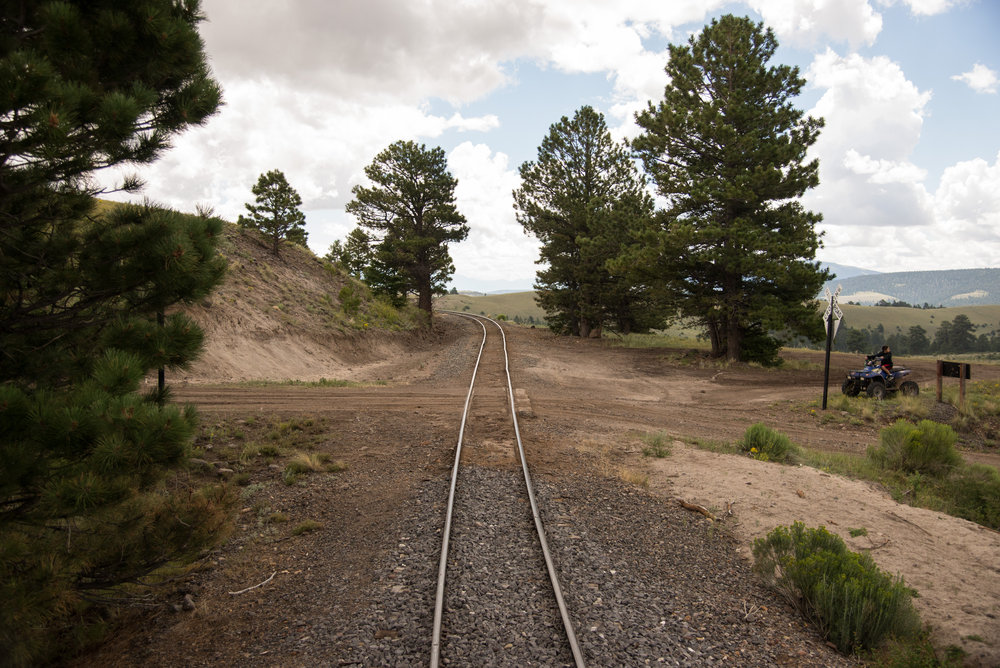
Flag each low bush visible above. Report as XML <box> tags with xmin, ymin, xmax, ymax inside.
<box><xmin>338</xmin><ymin>283</ymin><xmax>361</xmax><ymax>317</ymax></box>
<box><xmin>867</xmin><ymin>420</ymin><xmax>960</xmax><ymax>476</ymax></box>
<box><xmin>640</xmin><ymin>431</ymin><xmax>672</xmax><ymax>458</ymax></box>
<box><xmin>738</xmin><ymin>423</ymin><xmax>801</xmax><ymax>463</ymax></box>
<box><xmin>753</xmin><ymin>522</ymin><xmax>921</xmax><ymax>654</ymax></box>
<box><xmin>942</xmin><ymin>463</ymin><xmax>1000</xmax><ymax>528</ymax></box>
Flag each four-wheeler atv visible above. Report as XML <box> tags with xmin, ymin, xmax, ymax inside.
<box><xmin>841</xmin><ymin>354</ymin><xmax>919</xmax><ymax>400</ymax></box>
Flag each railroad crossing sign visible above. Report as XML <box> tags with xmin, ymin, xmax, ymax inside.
<box><xmin>823</xmin><ymin>285</ymin><xmax>843</xmax><ymax>339</ymax></box>
<box><xmin>821</xmin><ymin>284</ymin><xmax>843</xmax><ymax>411</ymax></box>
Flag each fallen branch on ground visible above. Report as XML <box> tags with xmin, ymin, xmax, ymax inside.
<box><xmin>676</xmin><ymin>498</ymin><xmax>717</xmax><ymax>521</ymax></box>
<box><xmin>228</xmin><ymin>571</ymin><xmax>277</xmax><ymax>595</ymax></box>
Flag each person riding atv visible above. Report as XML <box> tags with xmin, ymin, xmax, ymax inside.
<box><xmin>841</xmin><ymin>346</ymin><xmax>918</xmax><ymax>399</ymax></box>
<box><xmin>875</xmin><ymin>345</ymin><xmax>893</xmax><ymax>384</ymax></box>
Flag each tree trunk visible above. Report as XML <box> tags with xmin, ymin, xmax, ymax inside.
<box><xmin>579</xmin><ymin>317</ymin><xmax>592</xmax><ymax>339</ymax></box>
<box><xmin>418</xmin><ymin>282</ymin><xmax>432</xmax><ymax>325</ymax></box>
<box><xmin>707</xmin><ymin>318</ymin><xmax>725</xmax><ymax>357</ymax></box>
<box><xmin>727</xmin><ymin>317</ymin><xmax>742</xmax><ymax>362</ymax></box>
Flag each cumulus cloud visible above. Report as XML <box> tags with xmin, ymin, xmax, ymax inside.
<box><xmin>94</xmin><ymin>1</ymin><xmax>996</xmax><ymax>284</ymax></box>
<box><xmin>448</xmin><ymin>142</ymin><xmax>540</xmax><ymax>282</ymax></box>
<box><xmin>879</xmin><ymin>0</ymin><xmax>963</xmax><ymax>16</ymax></box>
<box><xmin>804</xmin><ymin>47</ymin><xmax>1000</xmax><ymax>271</ymax></box>
<box><xmin>952</xmin><ymin>63</ymin><xmax>999</xmax><ymax>94</ymax></box>
<box><xmin>751</xmin><ymin>0</ymin><xmax>883</xmax><ymax>48</ymax></box>
<box><xmin>804</xmin><ymin>48</ymin><xmax>933</xmax><ymax>239</ymax></box>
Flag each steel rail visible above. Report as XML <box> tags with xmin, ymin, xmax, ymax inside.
<box><xmin>430</xmin><ymin>313</ymin><xmax>486</xmax><ymax>668</ymax></box>
<box><xmin>431</xmin><ymin>312</ymin><xmax>585</xmax><ymax>668</ymax></box>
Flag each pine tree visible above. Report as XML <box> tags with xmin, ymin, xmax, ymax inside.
<box><xmin>632</xmin><ymin>15</ymin><xmax>829</xmax><ymax>362</ymax></box>
<box><xmin>346</xmin><ymin>141</ymin><xmax>468</xmax><ymax>321</ymax></box>
<box><xmin>0</xmin><ymin>2</ymin><xmax>229</xmax><ymax>662</ymax></box>
<box><xmin>238</xmin><ymin>169</ymin><xmax>309</xmax><ymax>255</ymax></box>
<box><xmin>326</xmin><ymin>227</ymin><xmax>374</xmax><ymax>278</ymax></box>
<box><xmin>514</xmin><ymin>106</ymin><xmax>660</xmax><ymax>337</ymax></box>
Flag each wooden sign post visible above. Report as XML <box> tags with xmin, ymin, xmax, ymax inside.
<box><xmin>936</xmin><ymin>360</ymin><xmax>971</xmax><ymax>409</ymax></box>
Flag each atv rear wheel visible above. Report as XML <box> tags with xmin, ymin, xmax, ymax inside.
<box><xmin>867</xmin><ymin>379</ymin><xmax>887</xmax><ymax>400</ymax></box>
<box><xmin>841</xmin><ymin>378</ymin><xmax>860</xmax><ymax>397</ymax></box>
<box><xmin>900</xmin><ymin>380</ymin><xmax>919</xmax><ymax>397</ymax></box>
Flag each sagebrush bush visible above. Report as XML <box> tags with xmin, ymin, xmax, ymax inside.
<box><xmin>738</xmin><ymin>423</ymin><xmax>800</xmax><ymax>462</ymax></box>
<box><xmin>753</xmin><ymin>522</ymin><xmax>921</xmax><ymax>654</ymax></box>
<box><xmin>868</xmin><ymin>420</ymin><xmax>960</xmax><ymax>476</ymax></box>
<box><xmin>640</xmin><ymin>431</ymin><xmax>672</xmax><ymax>458</ymax></box>
<box><xmin>943</xmin><ymin>464</ymin><xmax>1000</xmax><ymax>529</ymax></box>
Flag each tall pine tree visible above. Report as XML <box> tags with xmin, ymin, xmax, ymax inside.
<box><xmin>514</xmin><ymin>106</ymin><xmax>659</xmax><ymax>337</ymax></box>
<box><xmin>238</xmin><ymin>169</ymin><xmax>309</xmax><ymax>255</ymax></box>
<box><xmin>632</xmin><ymin>15</ymin><xmax>829</xmax><ymax>362</ymax></box>
<box><xmin>346</xmin><ymin>140</ymin><xmax>468</xmax><ymax>322</ymax></box>
<box><xmin>1</xmin><ymin>2</ymin><xmax>229</xmax><ymax>662</ymax></box>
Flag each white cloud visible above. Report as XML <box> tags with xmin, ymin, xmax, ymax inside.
<box><xmin>878</xmin><ymin>0</ymin><xmax>963</xmax><ymax>16</ymax></box>
<box><xmin>933</xmin><ymin>152</ymin><xmax>1000</xmax><ymax>234</ymax></box>
<box><xmin>952</xmin><ymin>63</ymin><xmax>999</xmax><ymax>94</ymax></box>
<box><xmin>806</xmin><ymin>49</ymin><xmax>1000</xmax><ymax>271</ymax></box>
<box><xmin>842</xmin><ymin>150</ymin><xmax>928</xmax><ymax>185</ymax></box>
<box><xmin>806</xmin><ymin>49</ymin><xmax>933</xmax><ymax>235</ymax></box>
<box><xmin>200</xmin><ymin>0</ymin><xmax>540</xmax><ymax>105</ymax></box>
<box><xmin>448</xmin><ymin>142</ymin><xmax>540</xmax><ymax>282</ymax></box>
<box><xmin>751</xmin><ymin>0</ymin><xmax>883</xmax><ymax>48</ymax></box>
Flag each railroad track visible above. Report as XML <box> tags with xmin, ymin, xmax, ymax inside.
<box><xmin>431</xmin><ymin>312</ymin><xmax>585</xmax><ymax>667</ymax></box>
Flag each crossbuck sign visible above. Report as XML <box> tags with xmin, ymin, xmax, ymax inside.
<box><xmin>823</xmin><ymin>285</ymin><xmax>843</xmax><ymax>339</ymax></box>
<box><xmin>821</xmin><ymin>284</ymin><xmax>843</xmax><ymax>410</ymax></box>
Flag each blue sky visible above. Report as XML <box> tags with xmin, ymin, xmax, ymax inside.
<box><xmin>103</xmin><ymin>0</ymin><xmax>1000</xmax><ymax>293</ymax></box>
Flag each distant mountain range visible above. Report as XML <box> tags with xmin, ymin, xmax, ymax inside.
<box><xmin>822</xmin><ymin>267</ymin><xmax>1000</xmax><ymax>307</ymax></box>
<box><xmin>452</xmin><ymin>264</ymin><xmax>999</xmax><ymax>307</ymax></box>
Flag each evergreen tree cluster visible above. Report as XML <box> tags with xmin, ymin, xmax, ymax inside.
<box><xmin>326</xmin><ymin>15</ymin><xmax>829</xmax><ymax>350</ymax></box>
<box><xmin>342</xmin><ymin>141</ymin><xmax>469</xmax><ymax>319</ymax></box>
<box><xmin>508</xmin><ymin>15</ymin><xmax>828</xmax><ymax>361</ymax></box>
<box><xmin>834</xmin><ymin>314</ymin><xmax>1000</xmax><ymax>356</ymax></box>
<box><xmin>1</xmin><ymin>1</ymin><xmax>232</xmax><ymax>662</ymax></box>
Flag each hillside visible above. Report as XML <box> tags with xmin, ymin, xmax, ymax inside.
<box><xmin>838</xmin><ymin>303</ymin><xmax>1000</xmax><ymax>338</ymax></box>
<box><xmin>823</xmin><ymin>268</ymin><xmax>1000</xmax><ymax>306</ymax></box>
<box><xmin>175</xmin><ymin>223</ymin><xmax>425</xmax><ymax>383</ymax></box>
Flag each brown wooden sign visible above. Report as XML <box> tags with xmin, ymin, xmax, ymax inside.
<box><xmin>939</xmin><ymin>361</ymin><xmax>971</xmax><ymax>379</ymax></box>
<box><xmin>936</xmin><ymin>360</ymin><xmax>971</xmax><ymax>406</ymax></box>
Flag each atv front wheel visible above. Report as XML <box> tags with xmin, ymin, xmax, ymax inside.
<box><xmin>841</xmin><ymin>378</ymin><xmax>860</xmax><ymax>397</ymax></box>
<box><xmin>900</xmin><ymin>381</ymin><xmax>919</xmax><ymax>397</ymax></box>
<box><xmin>867</xmin><ymin>379</ymin><xmax>887</xmax><ymax>400</ymax></box>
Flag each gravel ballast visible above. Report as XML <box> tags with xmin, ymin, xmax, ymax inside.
<box><xmin>328</xmin><ymin>466</ymin><xmax>850</xmax><ymax>667</ymax></box>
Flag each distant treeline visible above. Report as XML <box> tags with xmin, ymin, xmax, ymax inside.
<box><xmin>847</xmin><ymin>300</ymin><xmax>945</xmax><ymax>309</ymax></box>
<box><xmin>822</xmin><ymin>313</ymin><xmax>1000</xmax><ymax>355</ymax></box>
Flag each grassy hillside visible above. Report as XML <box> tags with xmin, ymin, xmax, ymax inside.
<box><xmin>824</xmin><ymin>268</ymin><xmax>1000</xmax><ymax>306</ymax></box>
<box><xmin>839</xmin><ymin>304</ymin><xmax>1000</xmax><ymax>338</ymax></box>
<box><xmin>435</xmin><ymin>292</ymin><xmax>1000</xmax><ymax>347</ymax></box>
<box><xmin>435</xmin><ymin>292</ymin><xmax>547</xmax><ymax>323</ymax></box>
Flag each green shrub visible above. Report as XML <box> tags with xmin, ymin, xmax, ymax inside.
<box><xmin>868</xmin><ymin>420</ymin><xmax>960</xmax><ymax>477</ymax></box>
<box><xmin>738</xmin><ymin>423</ymin><xmax>800</xmax><ymax>463</ymax></box>
<box><xmin>942</xmin><ymin>464</ymin><xmax>1000</xmax><ymax>528</ymax></box>
<box><xmin>753</xmin><ymin>522</ymin><xmax>921</xmax><ymax>654</ymax></box>
<box><xmin>740</xmin><ymin>324</ymin><xmax>783</xmax><ymax>367</ymax></box>
<box><xmin>291</xmin><ymin>520</ymin><xmax>322</xmax><ymax>535</ymax></box>
<box><xmin>338</xmin><ymin>284</ymin><xmax>361</xmax><ymax>317</ymax></box>
<box><xmin>640</xmin><ymin>431</ymin><xmax>672</xmax><ymax>458</ymax></box>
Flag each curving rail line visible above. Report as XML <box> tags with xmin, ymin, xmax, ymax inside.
<box><xmin>430</xmin><ymin>312</ymin><xmax>585</xmax><ymax>668</ymax></box>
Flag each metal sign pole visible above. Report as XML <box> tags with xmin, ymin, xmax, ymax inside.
<box><xmin>822</xmin><ymin>308</ymin><xmax>833</xmax><ymax>410</ymax></box>
<box><xmin>821</xmin><ymin>285</ymin><xmax>842</xmax><ymax>410</ymax></box>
